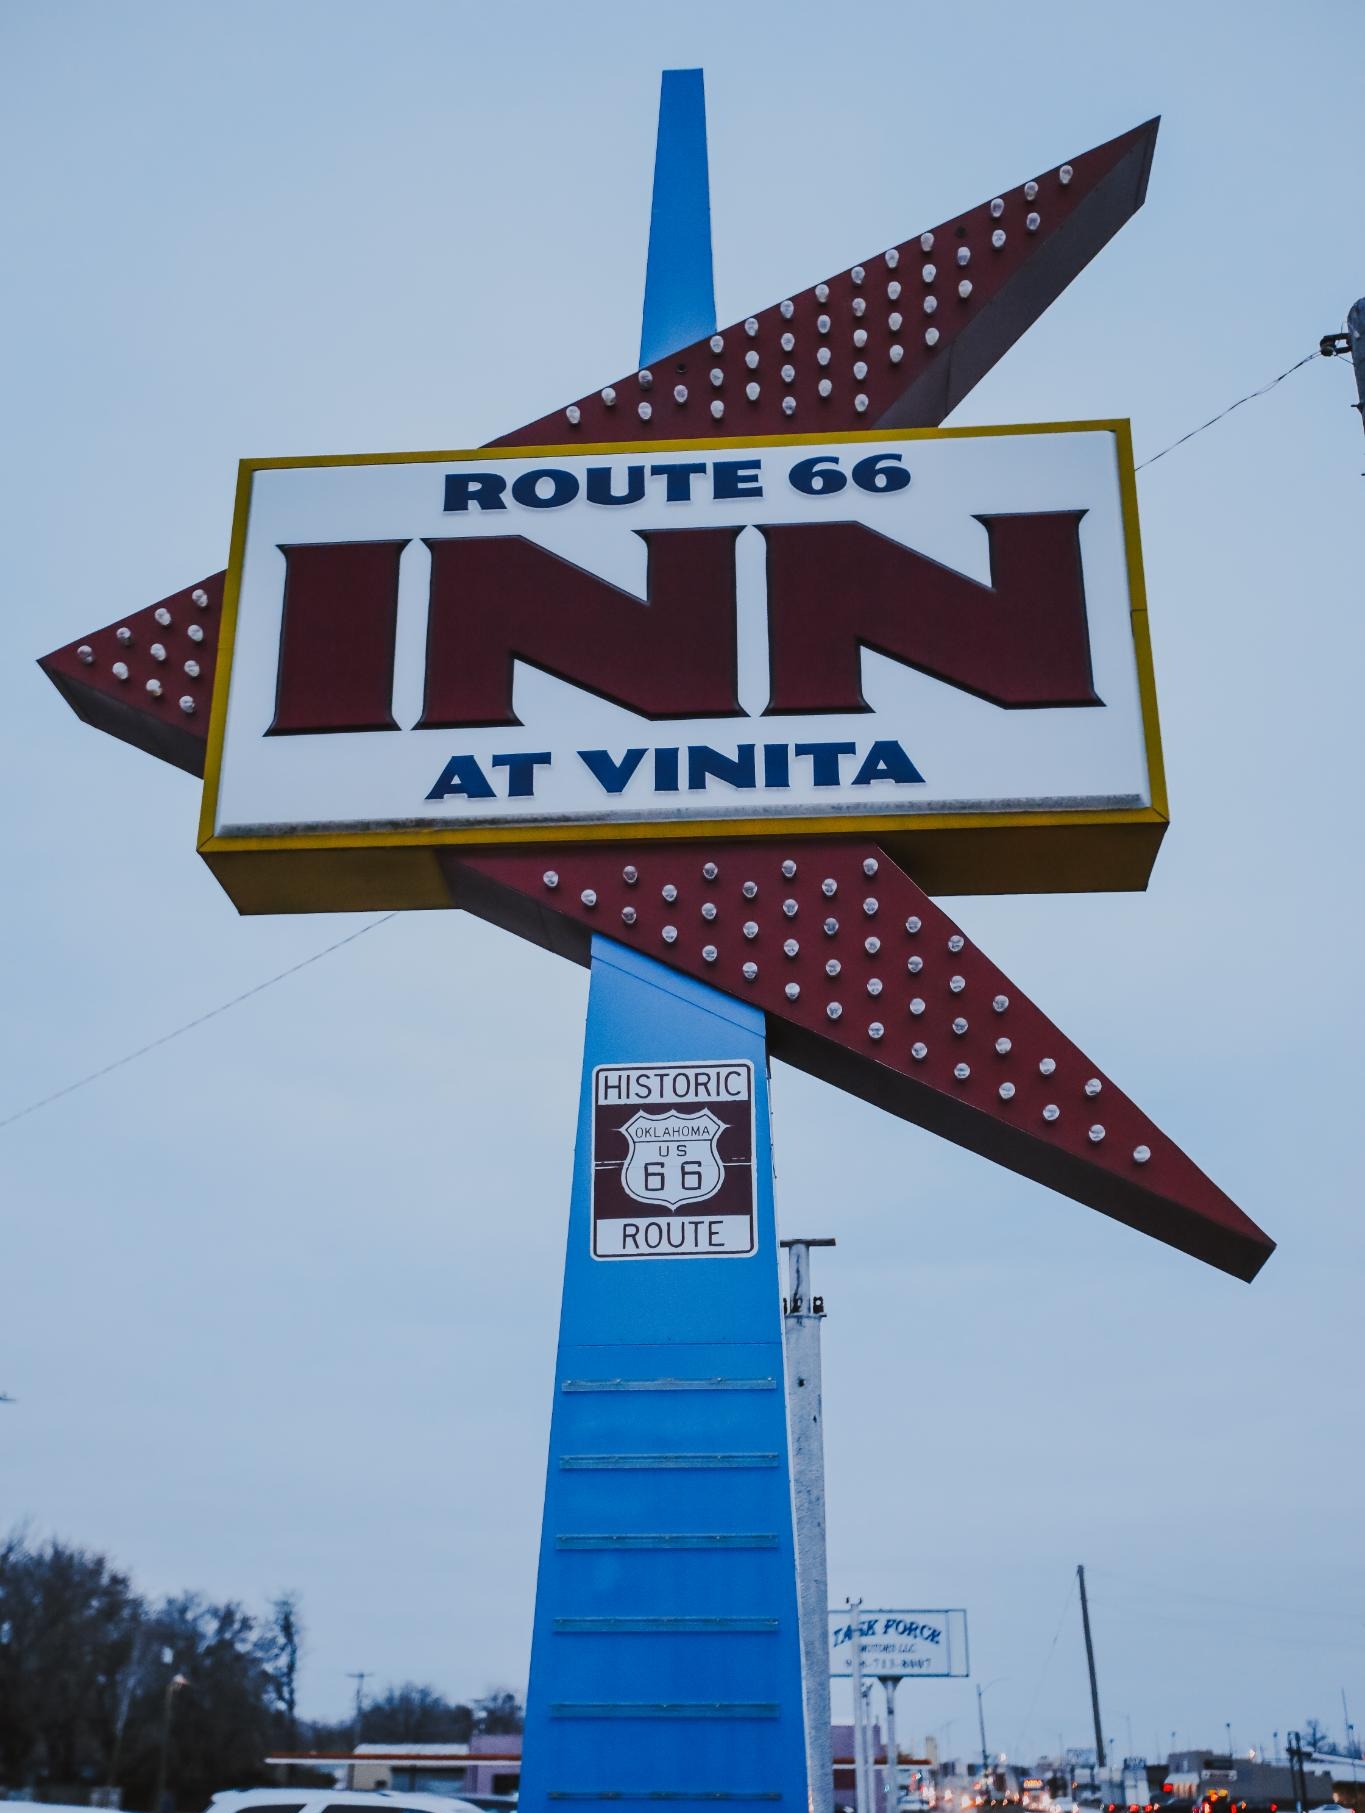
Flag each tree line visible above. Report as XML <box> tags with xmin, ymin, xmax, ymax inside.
<box><xmin>0</xmin><ymin>1533</ymin><xmax>521</xmax><ymax>1811</ymax></box>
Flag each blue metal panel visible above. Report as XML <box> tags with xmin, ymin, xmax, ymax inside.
<box><xmin>519</xmin><ymin>938</ymin><xmax>808</xmax><ymax>1811</ymax></box>
<box><xmin>639</xmin><ymin>69</ymin><xmax>717</xmax><ymax>367</ymax></box>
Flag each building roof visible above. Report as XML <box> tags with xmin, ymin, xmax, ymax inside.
<box><xmin>265</xmin><ymin>1749</ymin><xmax>521</xmax><ymax>1767</ymax></box>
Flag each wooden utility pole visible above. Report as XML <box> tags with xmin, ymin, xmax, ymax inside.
<box><xmin>1077</xmin><ymin>1566</ymin><xmax>1106</xmax><ymax>1770</ymax></box>
<box><xmin>346</xmin><ymin>1671</ymin><xmax>369</xmax><ymax>1755</ymax></box>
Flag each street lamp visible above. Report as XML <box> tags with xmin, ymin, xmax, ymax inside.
<box><xmin>153</xmin><ymin>1673</ymin><xmax>188</xmax><ymax>1813</ymax></box>
<box><xmin>978</xmin><ymin>1681</ymin><xmax>1006</xmax><ymax>1780</ymax></box>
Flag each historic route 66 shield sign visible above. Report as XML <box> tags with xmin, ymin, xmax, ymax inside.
<box><xmin>591</xmin><ymin>1061</ymin><xmax>756</xmax><ymax>1259</ymax></box>
<box><xmin>620</xmin><ymin>1109</ymin><xmax>725</xmax><ymax>1209</ymax></box>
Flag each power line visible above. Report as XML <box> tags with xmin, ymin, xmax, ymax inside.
<box><xmin>0</xmin><ymin>915</ymin><xmax>396</xmax><ymax>1134</ymax></box>
<box><xmin>1135</xmin><ymin>351</ymin><xmax>1320</xmax><ymax>470</ymax></box>
<box><xmin>1083</xmin><ymin>1570</ymin><xmax>1365</xmax><ymax>1656</ymax></box>
<box><xmin>1010</xmin><ymin>1571</ymin><xmax>1076</xmax><ymax>1761</ymax></box>
<box><xmin>1088</xmin><ymin>1564</ymin><xmax>1365</xmax><ymax>1627</ymax></box>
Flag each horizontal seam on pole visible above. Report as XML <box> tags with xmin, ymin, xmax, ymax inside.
<box><xmin>553</xmin><ymin>1616</ymin><xmax>780</xmax><ymax>1632</ymax></box>
<box><xmin>549</xmin><ymin>1702</ymin><xmax>780</xmax><ymax>1719</ymax></box>
<box><xmin>555</xmin><ymin>1532</ymin><xmax>780</xmax><ymax>1549</ymax></box>
<box><xmin>560</xmin><ymin>1453</ymin><xmax>779</xmax><ymax>1469</ymax></box>
<box><xmin>560</xmin><ymin>1377</ymin><xmax>776</xmax><ymax>1392</ymax></box>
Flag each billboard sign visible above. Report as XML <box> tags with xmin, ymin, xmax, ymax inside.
<box><xmin>200</xmin><ymin>422</ymin><xmax>1165</xmax><ymax>913</ymax></box>
<box><xmin>590</xmin><ymin>1060</ymin><xmax>756</xmax><ymax>1259</ymax></box>
<box><xmin>828</xmin><ymin>1606</ymin><xmax>969</xmax><ymax>1678</ymax></box>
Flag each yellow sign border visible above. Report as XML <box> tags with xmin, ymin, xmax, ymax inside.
<box><xmin>199</xmin><ymin>422</ymin><xmax>1167</xmax><ymax>910</ymax></box>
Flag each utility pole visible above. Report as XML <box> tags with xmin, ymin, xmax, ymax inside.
<box><xmin>1287</xmin><ymin>1731</ymin><xmax>1306</xmax><ymax>1813</ymax></box>
<box><xmin>978</xmin><ymin>1684</ymin><xmax>991</xmax><ymax>1776</ymax></box>
<box><xmin>973</xmin><ymin>1680</ymin><xmax>1003</xmax><ymax>1789</ymax></box>
<box><xmin>347</xmin><ymin>1670</ymin><xmax>369</xmax><ymax>1763</ymax></box>
<box><xmin>1346</xmin><ymin>300</ymin><xmax>1364</xmax><ymax>430</ymax></box>
<box><xmin>783</xmin><ymin>1238</ymin><xmax>836</xmax><ymax>1813</ymax></box>
<box><xmin>1076</xmin><ymin>1566</ymin><xmax>1106</xmax><ymax>1771</ymax></box>
<box><xmin>849</xmin><ymin>1599</ymin><xmax>870</xmax><ymax>1813</ymax></box>
<box><xmin>1320</xmin><ymin>299</ymin><xmax>1365</xmax><ymax>438</ymax></box>
<box><xmin>862</xmin><ymin>1677</ymin><xmax>879</xmax><ymax>1813</ymax></box>
<box><xmin>881</xmin><ymin>1677</ymin><xmax>901</xmax><ymax>1813</ymax></box>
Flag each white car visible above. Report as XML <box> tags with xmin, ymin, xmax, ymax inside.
<box><xmin>208</xmin><ymin>1793</ymin><xmax>487</xmax><ymax>1813</ymax></box>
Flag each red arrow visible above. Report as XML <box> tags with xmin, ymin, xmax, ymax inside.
<box><xmin>497</xmin><ymin>120</ymin><xmax>1157</xmax><ymax>448</ymax></box>
<box><xmin>450</xmin><ymin>840</ymin><xmax>1273</xmax><ymax>1283</ymax></box>
<box><xmin>38</xmin><ymin>573</ymin><xmax>223</xmax><ymax>777</ymax></box>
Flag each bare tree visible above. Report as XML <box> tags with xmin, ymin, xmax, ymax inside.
<box><xmin>265</xmin><ymin>1594</ymin><xmax>303</xmax><ymax>1747</ymax></box>
<box><xmin>0</xmin><ymin>1531</ymin><xmax>142</xmax><ymax>1792</ymax></box>
<box><xmin>351</xmin><ymin>1684</ymin><xmax>474</xmax><ymax>1745</ymax></box>
<box><xmin>475</xmin><ymin>1688</ymin><xmax>524</xmax><ymax>1736</ymax></box>
<box><xmin>0</xmin><ymin>1532</ymin><xmax>285</xmax><ymax>1809</ymax></box>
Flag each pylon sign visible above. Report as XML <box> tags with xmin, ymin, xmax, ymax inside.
<box><xmin>203</xmin><ymin>422</ymin><xmax>1162</xmax><ymax>911</ymax></box>
<box><xmin>35</xmin><ymin>78</ymin><xmax>1276</xmax><ymax>1813</ymax></box>
<box><xmin>828</xmin><ymin>1608</ymin><xmax>969</xmax><ymax>1679</ymax></box>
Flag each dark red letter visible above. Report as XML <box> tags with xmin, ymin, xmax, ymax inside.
<box><xmin>419</xmin><ymin>528</ymin><xmax>743</xmax><ymax>728</ymax></box>
<box><xmin>760</xmin><ymin>513</ymin><xmax>1100</xmax><ymax>713</ymax></box>
<box><xmin>267</xmin><ymin>540</ymin><xmax>407</xmax><ymax>735</ymax></box>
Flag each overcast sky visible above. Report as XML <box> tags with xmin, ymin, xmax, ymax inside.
<box><xmin>3</xmin><ymin>0</ymin><xmax>1362</xmax><ymax>1761</ymax></box>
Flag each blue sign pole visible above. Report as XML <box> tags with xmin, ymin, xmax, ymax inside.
<box><xmin>639</xmin><ymin>68</ymin><xmax>717</xmax><ymax>368</ymax></box>
<box><xmin>517</xmin><ymin>77</ymin><xmax>809</xmax><ymax>1807</ymax></box>
<box><xmin>517</xmin><ymin>940</ymin><xmax>809</xmax><ymax>1806</ymax></box>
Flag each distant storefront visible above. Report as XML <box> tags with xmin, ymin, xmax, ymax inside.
<box><xmin>266</xmin><ymin>1741</ymin><xmax>521</xmax><ymax>1801</ymax></box>
<box><xmin>1162</xmin><ymin>1754</ymin><xmax>1334</xmax><ymax>1808</ymax></box>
